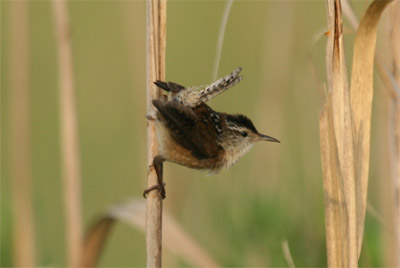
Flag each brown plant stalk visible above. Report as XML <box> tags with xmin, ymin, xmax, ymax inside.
<box><xmin>52</xmin><ymin>0</ymin><xmax>83</xmax><ymax>266</ymax></box>
<box><xmin>146</xmin><ymin>0</ymin><xmax>167</xmax><ymax>267</ymax></box>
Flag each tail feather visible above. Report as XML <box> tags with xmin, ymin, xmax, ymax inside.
<box><xmin>154</xmin><ymin>67</ymin><xmax>243</xmax><ymax>107</ymax></box>
<box><xmin>154</xmin><ymin>80</ymin><xmax>185</xmax><ymax>93</ymax></box>
<box><xmin>196</xmin><ymin>66</ymin><xmax>242</xmax><ymax>105</ymax></box>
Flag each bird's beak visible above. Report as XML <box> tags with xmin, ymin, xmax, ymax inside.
<box><xmin>259</xmin><ymin>133</ymin><xmax>280</xmax><ymax>143</ymax></box>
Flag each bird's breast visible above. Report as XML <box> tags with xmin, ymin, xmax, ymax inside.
<box><xmin>221</xmin><ymin>144</ymin><xmax>254</xmax><ymax>170</ymax></box>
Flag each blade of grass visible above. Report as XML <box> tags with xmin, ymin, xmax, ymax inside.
<box><xmin>82</xmin><ymin>200</ymin><xmax>220</xmax><ymax>267</ymax></box>
<box><xmin>319</xmin><ymin>100</ymin><xmax>349</xmax><ymax>267</ymax></box>
<box><xmin>52</xmin><ymin>0</ymin><xmax>83</xmax><ymax>266</ymax></box>
<box><xmin>321</xmin><ymin>2</ymin><xmax>344</xmax><ymax>266</ymax></box>
<box><xmin>281</xmin><ymin>240</ymin><xmax>295</xmax><ymax>268</ymax></box>
<box><xmin>81</xmin><ymin>218</ymin><xmax>116</xmax><ymax>267</ymax></box>
<box><xmin>341</xmin><ymin>1</ymin><xmax>399</xmax><ymax>262</ymax></box>
<box><xmin>349</xmin><ymin>0</ymin><xmax>394</xmax><ymax>257</ymax></box>
<box><xmin>9</xmin><ymin>1</ymin><xmax>36</xmax><ymax>266</ymax></box>
<box><xmin>146</xmin><ymin>0</ymin><xmax>167</xmax><ymax>267</ymax></box>
<box><xmin>325</xmin><ymin>0</ymin><xmax>357</xmax><ymax>266</ymax></box>
<box><xmin>212</xmin><ymin>0</ymin><xmax>234</xmax><ymax>82</ymax></box>
<box><xmin>325</xmin><ymin>0</ymin><xmax>334</xmax><ymax>93</ymax></box>
<box><xmin>321</xmin><ymin>0</ymin><xmax>394</xmax><ymax>266</ymax></box>
<box><xmin>331</xmin><ymin>1</ymin><xmax>358</xmax><ymax>263</ymax></box>
<box><xmin>342</xmin><ymin>0</ymin><xmax>399</xmax><ymax>99</ymax></box>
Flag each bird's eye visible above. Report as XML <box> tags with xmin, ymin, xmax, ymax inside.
<box><xmin>241</xmin><ymin>131</ymin><xmax>248</xmax><ymax>137</ymax></box>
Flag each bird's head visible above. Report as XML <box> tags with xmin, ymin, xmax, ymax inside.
<box><xmin>222</xmin><ymin>114</ymin><xmax>280</xmax><ymax>151</ymax></box>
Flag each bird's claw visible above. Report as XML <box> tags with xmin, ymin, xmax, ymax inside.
<box><xmin>146</xmin><ymin>114</ymin><xmax>156</xmax><ymax>121</ymax></box>
<box><xmin>143</xmin><ymin>182</ymin><xmax>166</xmax><ymax>199</ymax></box>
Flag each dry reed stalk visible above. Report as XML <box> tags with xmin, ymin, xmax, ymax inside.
<box><xmin>212</xmin><ymin>0</ymin><xmax>234</xmax><ymax>82</ymax></box>
<box><xmin>146</xmin><ymin>0</ymin><xmax>167</xmax><ymax>267</ymax></box>
<box><xmin>52</xmin><ymin>0</ymin><xmax>83</xmax><ymax>266</ymax></box>
<box><xmin>320</xmin><ymin>0</ymin><xmax>393</xmax><ymax>266</ymax></box>
<box><xmin>9</xmin><ymin>1</ymin><xmax>36</xmax><ymax>266</ymax></box>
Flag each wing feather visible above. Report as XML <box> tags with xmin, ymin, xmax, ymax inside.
<box><xmin>152</xmin><ymin>100</ymin><xmax>220</xmax><ymax>159</ymax></box>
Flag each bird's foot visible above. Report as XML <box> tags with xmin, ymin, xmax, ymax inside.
<box><xmin>146</xmin><ymin>114</ymin><xmax>156</xmax><ymax>121</ymax></box>
<box><xmin>144</xmin><ymin>155</ymin><xmax>165</xmax><ymax>199</ymax></box>
<box><xmin>143</xmin><ymin>182</ymin><xmax>166</xmax><ymax>199</ymax></box>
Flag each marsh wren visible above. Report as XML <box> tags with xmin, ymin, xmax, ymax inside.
<box><xmin>144</xmin><ymin>67</ymin><xmax>279</xmax><ymax>198</ymax></box>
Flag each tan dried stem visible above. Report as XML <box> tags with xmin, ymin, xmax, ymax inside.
<box><xmin>9</xmin><ymin>1</ymin><xmax>36</xmax><ymax>266</ymax></box>
<box><xmin>146</xmin><ymin>0</ymin><xmax>167</xmax><ymax>267</ymax></box>
<box><xmin>320</xmin><ymin>0</ymin><xmax>393</xmax><ymax>266</ymax></box>
<box><xmin>52</xmin><ymin>0</ymin><xmax>83</xmax><ymax>266</ymax></box>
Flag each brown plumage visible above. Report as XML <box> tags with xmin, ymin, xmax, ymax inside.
<box><xmin>144</xmin><ymin>67</ymin><xmax>279</xmax><ymax>198</ymax></box>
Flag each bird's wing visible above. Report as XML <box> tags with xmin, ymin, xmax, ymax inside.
<box><xmin>152</xmin><ymin>100</ymin><xmax>220</xmax><ymax>159</ymax></box>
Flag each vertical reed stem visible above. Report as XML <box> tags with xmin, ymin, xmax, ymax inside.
<box><xmin>9</xmin><ymin>1</ymin><xmax>36</xmax><ymax>266</ymax></box>
<box><xmin>52</xmin><ymin>0</ymin><xmax>83</xmax><ymax>266</ymax></box>
<box><xmin>388</xmin><ymin>2</ymin><xmax>400</xmax><ymax>266</ymax></box>
<box><xmin>146</xmin><ymin>0</ymin><xmax>167</xmax><ymax>267</ymax></box>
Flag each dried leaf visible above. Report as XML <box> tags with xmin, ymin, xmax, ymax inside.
<box><xmin>321</xmin><ymin>0</ymin><xmax>394</xmax><ymax>266</ymax></box>
<box><xmin>81</xmin><ymin>217</ymin><xmax>116</xmax><ymax>267</ymax></box>
<box><xmin>349</xmin><ymin>0</ymin><xmax>394</xmax><ymax>257</ymax></box>
<box><xmin>82</xmin><ymin>199</ymin><xmax>220</xmax><ymax>267</ymax></box>
<box><xmin>319</xmin><ymin>101</ymin><xmax>349</xmax><ymax>267</ymax></box>
<box><xmin>327</xmin><ymin>0</ymin><xmax>357</xmax><ymax>265</ymax></box>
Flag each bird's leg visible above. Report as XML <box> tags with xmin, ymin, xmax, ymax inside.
<box><xmin>153</xmin><ymin>156</ymin><xmax>165</xmax><ymax>198</ymax></box>
<box><xmin>143</xmin><ymin>156</ymin><xmax>166</xmax><ymax>199</ymax></box>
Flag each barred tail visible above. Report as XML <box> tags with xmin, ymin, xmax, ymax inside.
<box><xmin>196</xmin><ymin>66</ymin><xmax>243</xmax><ymax>105</ymax></box>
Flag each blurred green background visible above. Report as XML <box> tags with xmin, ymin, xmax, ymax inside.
<box><xmin>1</xmin><ymin>0</ymin><xmax>396</xmax><ymax>267</ymax></box>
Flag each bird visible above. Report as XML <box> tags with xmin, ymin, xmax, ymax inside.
<box><xmin>144</xmin><ymin>67</ymin><xmax>279</xmax><ymax>198</ymax></box>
